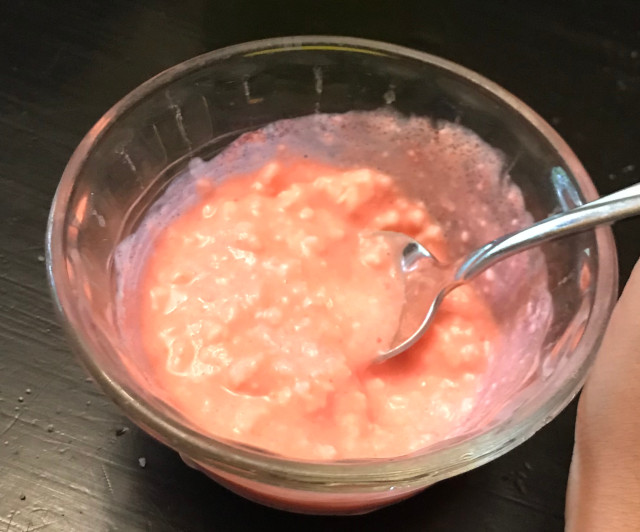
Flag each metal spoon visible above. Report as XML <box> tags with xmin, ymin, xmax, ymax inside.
<box><xmin>375</xmin><ymin>179</ymin><xmax>640</xmax><ymax>363</ymax></box>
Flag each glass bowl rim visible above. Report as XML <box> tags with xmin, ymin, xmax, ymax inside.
<box><xmin>46</xmin><ymin>35</ymin><xmax>618</xmax><ymax>491</ymax></box>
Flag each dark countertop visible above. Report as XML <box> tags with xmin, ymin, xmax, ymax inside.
<box><xmin>1</xmin><ymin>1</ymin><xmax>639</xmax><ymax>530</ymax></box>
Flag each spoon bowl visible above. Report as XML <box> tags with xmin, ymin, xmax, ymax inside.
<box><xmin>372</xmin><ymin>231</ymin><xmax>459</xmax><ymax>363</ymax></box>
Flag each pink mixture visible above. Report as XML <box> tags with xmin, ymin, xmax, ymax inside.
<box><xmin>117</xmin><ymin>111</ymin><xmax>544</xmax><ymax>461</ymax></box>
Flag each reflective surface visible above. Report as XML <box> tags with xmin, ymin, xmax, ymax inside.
<box><xmin>2</xmin><ymin>0</ymin><xmax>640</xmax><ymax>530</ymax></box>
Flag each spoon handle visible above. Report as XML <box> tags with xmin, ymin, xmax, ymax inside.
<box><xmin>455</xmin><ymin>180</ymin><xmax>640</xmax><ymax>282</ymax></box>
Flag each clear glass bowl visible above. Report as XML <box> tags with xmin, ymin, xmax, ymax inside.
<box><xmin>46</xmin><ymin>36</ymin><xmax>617</xmax><ymax>515</ymax></box>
